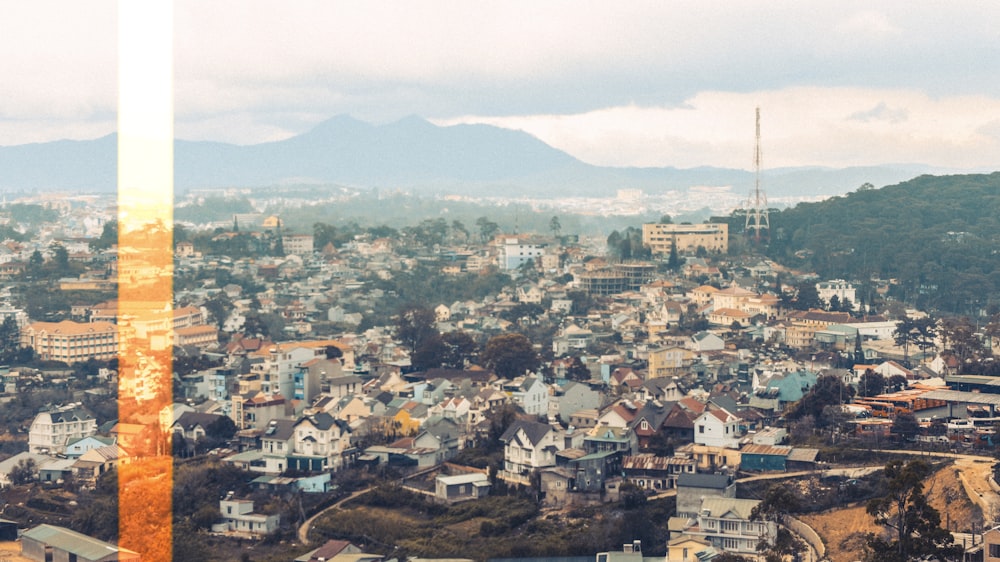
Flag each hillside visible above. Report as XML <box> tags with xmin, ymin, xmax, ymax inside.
<box><xmin>763</xmin><ymin>172</ymin><xmax>1000</xmax><ymax>315</ymax></box>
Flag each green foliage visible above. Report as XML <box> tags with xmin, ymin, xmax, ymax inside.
<box><xmin>175</xmin><ymin>196</ymin><xmax>256</xmax><ymax>223</ymax></box>
<box><xmin>480</xmin><ymin>333</ymin><xmax>540</xmax><ymax>378</ymax></box>
<box><xmin>606</xmin><ymin>227</ymin><xmax>651</xmax><ymax>260</ymax></box>
<box><xmin>765</xmin><ymin>173</ymin><xmax>1000</xmax><ymax>314</ymax></box>
<box><xmin>786</xmin><ymin>374</ymin><xmax>854</xmax><ymax>426</ymax></box>
<box><xmin>9</xmin><ymin>458</ymin><xmax>36</xmax><ymax>485</ymax></box>
<box><xmin>7</xmin><ymin>203</ymin><xmax>59</xmax><ymax>225</ymax></box>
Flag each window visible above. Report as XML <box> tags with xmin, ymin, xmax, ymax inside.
<box><xmin>990</xmin><ymin>544</ymin><xmax>1000</xmax><ymax>558</ymax></box>
<box><xmin>698</xmin><ymin>425</ymin><xmax>705</xmax><ymax>434</ymax></box>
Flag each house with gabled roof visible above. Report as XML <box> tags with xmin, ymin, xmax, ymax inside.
<box><xmin>597</xmin><ymin>400</ymin><xmax>642</xmax><ymax>428</ymax></box>
<box><xmin>554</xmin><ymin>381</ymin><xmax>601</xmax><ymax>424</ymax></box>
<box><xmin>661</xmin><ymin>397</ymin><xmax>707</xmax><ymax>442</ymax></box>
<box><xmin>259</xmin><ymin>418</ymin><xmax>296</xmax><ymax>474</ymax></box>
<box><xmin>502</xmin><ymin>375</ymin><xmax>549</xmax><ymax>416</ymax></box>
<box><xmin>693</xmin><ymin>407</ymin><xmax>742</xmax><ymax>449</ymax></box>
<box><xmin>628</xmin><ymin>400</ymin><xmax>673</xmax><ymax>451</ymax></box>
<box><xmin>289</xmin><ymin>412</ymin><xmax>352</xmax><ymax>472</ymax></box>
<box><xmin>639</xmin><ymin>377</ymin><xmax>683</xmax><ymax>403</ymax></box>
<box><xmin>28</xmin><ymin>405</ymin><xmax>98</xmax><ymax>454</ymax></box>
<box><xmin>681</xmin><ymin>497</ymin><xmax>776</xmax><ymax>557</ymax></box>
<box><xmin>294</xmin><ymin>540</ymin><xmax>381</xmax><ymax>562</ymax></box>
<box><xmin>499</xmin><ymin>420</ymin><xmax>562</xmax><ymax>485</ymax></box>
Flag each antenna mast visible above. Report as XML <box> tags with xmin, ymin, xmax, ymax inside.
<box><xmin>745</xmin><ymin>106</ymin><xmax>769</xmax><ymax>244</ymax></box>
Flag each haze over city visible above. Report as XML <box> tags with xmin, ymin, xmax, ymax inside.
<box><xmin>5</xmin><ymin>1</ymin><xmax>1000</xmax><ymax>171</ymax></box>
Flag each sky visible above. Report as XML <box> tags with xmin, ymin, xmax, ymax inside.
<box><xmin>5</xmin><ymin>1</ymin><xmax>1000</xmax><ymax>170</ymax></box>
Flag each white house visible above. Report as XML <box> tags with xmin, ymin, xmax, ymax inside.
<box><xmin>499</xmin><ymin>420</ymin><xmax>562</xmax><ymax>485</ymax></box>
<box><xmin>289</xmin><ymin>412</ymin><xmax>352</xmax><ymax>472</ymax></box>
<box><xmin>218</xmin><ymin>496</ymin><xmax>280</xmax><ymax>537</ymax></box>
<box><xmin>682</xmin><ymin>497</ymin><xmax>776</xmax><ymax>557</ymax></box>
<box><xmin>693</xmin><ymin>408</ymin><xmax>742</xmax><ymax>449</ymax></box>
<box><xmin>816</xmin><ymin>279</ymin><xmax>856</xmax><ymax>309</ymax></box>
<box><xmin>28</xmin><ymin>406</ymin><xmax>98</xmax><ymax>454</ymax></box>
<box><xmin>504</xmin><ymin>375</ymin><xmax>549</xmax><ymax>416</ymax></box>
<box><xmin>688</xmin><ymin>332</ymin><xmax>725</xmax><ymax>353</ymax></box>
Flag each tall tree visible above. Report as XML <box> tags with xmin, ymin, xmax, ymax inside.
<box><xmin>857</xmin><ymin>370</ymin><xmax>886</xmax><ymax>398</ymax></box>
<box><xmin>476</xmin><ymin>216</ymin><xmax>500</xmax><ymax>243</ymax></box>
<box><xmin>792</xmin><ymin>282</ymin><xmax>823</xmax><ymax>310</ymax></box>
<box><xmin>667</xmin><ymin>235</ymin><xmax>683</xmax><ymax>271</ymax></box>
<box><xmin>786</xmin><ymin>373</ymin><xmax>854</xmax><ymax>426</ymax></box>
<box><xmin>439</xmin><ymin>330</ymin><xmax>478</xmax><ymax>369</ymax></box>
<box><xmin>549</xmin><ymin>216</ymin><xmax>561</xmax><ymax>238</ymax></box>
<box><xmin>866</xmin><ymin>459</ymin><xmax>962</xmax><ymax>561</ymax></box>
<box><xmin>480</xmin><ymin>333</ymin><xmax>540</xmax><ymax>378</ymax></box>
<box><xmin>394</xmin><ymin>305</ymin><xmax>439</xmax><ymax>354</ymax></box>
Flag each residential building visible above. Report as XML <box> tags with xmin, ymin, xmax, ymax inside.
<box><xmin>28</xmin><ymin>405</ymin><xmax>98</xmax><ymax>454</ymax></box>
<box><xmin>499</xmin><ymin>420</ymin><xmax>562</xmax><ymax>484</ymax></box>
<box><xmin>218</xmin><ymin>496</ymin><xmax>280</xmax><ymax>537</ymax></box>
<box><xmin>682</xmin><ymin>497</ymin><xmax>776</xmax><ymax>557</ymax></box>
<box><xmin>676</xmin><ymin>473</ymin><xmax>736</xmax><ymax>518</ymax></box>
<box><xmin>289</xmin><ymin>412</ymin><xmax>352</xmax><ymax>471</ymax></box>
<box><xmin>502</xmin><ymin>375</ymin><xmax>549</xmax><ymax>416</ymax></box>
<box><xmin>648</xmin><ymin>346</ymin><xmax>689</xmax><ymax>378</ymax></box>
<box><xmin>693</xmin><ymin>408</ymin><xmax>742</xmax><ymax>449</ymax></box>
<box><xmin>434</xmin><ymin>472</ymin><xmax>491</xmax><ymax>503</ymax></box>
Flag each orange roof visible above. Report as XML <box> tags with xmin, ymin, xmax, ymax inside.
<box><xmin>29</xmin><ymin>320</ymin><xmax>117</xmax><ymax>335</ymax></box>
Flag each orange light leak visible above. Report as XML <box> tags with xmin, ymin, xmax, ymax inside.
<box><xmin>118</xmin><ymin>2</ymin><xmax>174</xmax><ymax>560</ymax></box>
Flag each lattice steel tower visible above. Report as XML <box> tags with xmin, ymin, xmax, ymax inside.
<box><xmin>745</xmin><ymin>106</ymin><xmax>770</xmax><ymax>243</ymax></box>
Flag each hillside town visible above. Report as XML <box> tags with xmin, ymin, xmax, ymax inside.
<box><xmin>0</xmin><ymin>193</ymin><xmax>999</xmax><ymax>562</ymax></box>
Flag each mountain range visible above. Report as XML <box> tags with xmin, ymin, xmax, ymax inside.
<box><xmin>0</xmin><ymin>115</ymin><xmax>960</xmax><ymax>198</ymax></box>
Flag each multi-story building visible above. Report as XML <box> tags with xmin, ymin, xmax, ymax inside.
<box><xmin>281</xmin><ymin>233</ymin><xmax>315</xmax><ymax>256</ymax></box>
<box><xmin>642</xmin><ymin>223</ymin><xmax>729</xmax><ymax>255</ymax></box>
<box><xmin>499</xmin><ymin>236</ymin><xmax>546</xmax><ymax>271</ymax></box>
<box><xmin>499</xmin><ymin>420</ymin><xmax>562</xmax><ymax>484</ymax></box>
<box><xmin>816</xmin><ymin>279</ymin><xmax>857</xmax><ymax>309</ymax></box>
<box><xmin>289</xmin><ymin>412</ymin><xmax>352</xmax><ymax>471</ymax></box>
<box><xmin>21</xmin><ymin>320</ymin><xmax>118</xmax><ymax>363</ymax></box>
<box><xmin>28</xmin><ymin>405</ymin><xmax>98</xmax><ymax>454</ymax></box>
<box><xmin>682</xmin><ymin>497</ymin><xmax>776</xmax><ymax>556</ymax></box>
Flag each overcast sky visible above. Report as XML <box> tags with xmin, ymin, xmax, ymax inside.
<box><xmin>5</xmin><ymin>1</ymin><xmax>1000</xmax><ymax>170</ymax></box>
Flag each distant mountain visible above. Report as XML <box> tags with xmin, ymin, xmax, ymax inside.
<box><xmin>0</xmin><ymin>116</ymin><xmax>960</xmax><ymax>198</ymax></box>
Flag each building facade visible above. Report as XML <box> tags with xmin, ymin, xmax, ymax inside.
<box><xmin>642</xmin><ymin>223</ymin><xmax>729</xmax><ymax>255</ymax></box>
<box><xmin>21</xmin><ymin>320</ymin><xmax>118</xmax><ymax>363</ymax></box>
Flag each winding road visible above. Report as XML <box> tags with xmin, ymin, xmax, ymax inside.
<box><xmin>298</xmin><ymin>486</ymin><xmax>374</xmax><ymax>546</ymax></box>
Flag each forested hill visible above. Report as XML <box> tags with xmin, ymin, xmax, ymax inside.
<box><xmin>764</xmin><ymin>172</ymin><xmax>1000</xmax><ymax>315</ymax></box>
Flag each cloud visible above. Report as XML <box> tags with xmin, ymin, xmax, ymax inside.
<box><xmin>437</xmin><ymin>88</ymin><xmax>1000</xmax><ymax>169</ymax></box>
<box><xmin>834</xmin><ymin>10</ymin><xmax>902</xmax><ymax>38</ymax></box>
<box><xmin>848</xmin><ymin>102</ymin><xmax>909</xmax><ymax>124</ymax></box>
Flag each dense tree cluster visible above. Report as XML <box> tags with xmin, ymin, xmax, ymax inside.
<box><xmin>763</xmin><ymin>173</ymin><xmax>1000</xmax><ymax>315</ymax></box>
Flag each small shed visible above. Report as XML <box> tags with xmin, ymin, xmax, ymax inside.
<box><xmin>434</xmin><ymin>472</ymin><xmax>490</xmax><ymax>503</ymax></box>
<box><xmin>738</xmin><ymin>443</ymin><xmax>791</xmax><ymax>472</ymax></box>
<box><xmin>21</xmin><ymin>524</ymin><xmax>141</xmax><ymax>561</ymax></box>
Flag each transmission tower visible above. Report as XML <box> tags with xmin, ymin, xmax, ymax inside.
<box><xmin>745</xmin><ymin>106</ymin><xmax>770</xmax><ymax>244</ymax></box>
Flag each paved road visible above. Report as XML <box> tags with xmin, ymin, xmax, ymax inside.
<box><xmin>298</xmin><ymin>486</ymin><xmax>374</xmax><ymax>546</ymax></box>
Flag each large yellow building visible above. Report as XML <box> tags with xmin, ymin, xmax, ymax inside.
<box><xmin>642</xmin><ymin>223</ymin><xmax>729</xmax><ymax>255</ymax></box>
<box><xmin>21</xmin><ymin>320</ymin><xmax>119</xmax><ymax>364</ymax></box>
